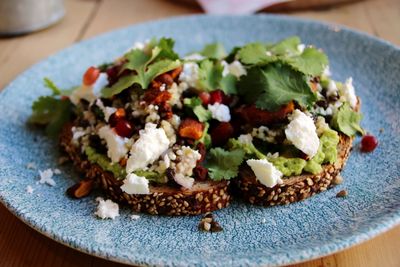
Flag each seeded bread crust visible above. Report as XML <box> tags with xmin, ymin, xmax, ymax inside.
<box><xmin>235</xmin><ymin>133</ymin><xmax>353</xmax><ymax>206</ymax></box>
<box><xmin>59</xmin><ymin>123</ymin><xmax>231</xmax><ymax>216</ymax></box>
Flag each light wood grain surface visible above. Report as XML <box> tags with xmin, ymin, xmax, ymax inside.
<box><xmin>0</xmin><ymin>0</ymin><xmax>399</xmax><ymax>266</ymax></box>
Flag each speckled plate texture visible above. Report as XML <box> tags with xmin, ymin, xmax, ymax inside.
<box><xmin>0</xmin><ymin>15</ymin><xmax>399</xmax><ymax>267</ymax></box>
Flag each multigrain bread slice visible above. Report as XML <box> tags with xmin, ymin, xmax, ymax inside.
<box><xmin>235</xmin><ymin>133</ymin><xmax>353</xmax><ymax>206</ymax></box>
<box><xmin>59</xmin><ymin>123</ymin><xmax>231</xmax><ymax>216</ymax></box>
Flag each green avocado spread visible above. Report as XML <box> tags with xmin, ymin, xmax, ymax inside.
<box><xmin>84</xmin><ymin>146</ymin><xmax>167</xmax><ymax>183</ymax></box>
<box><xmin>268</xmin><ymin>128</ymin><xmax>339</xmax><ymax>176</ymax></box>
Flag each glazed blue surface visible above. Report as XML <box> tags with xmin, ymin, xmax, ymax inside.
<box><xmin>0</xmin><ymin>15</ymin><xmax>399</xmax><ymax>267</ymax></box>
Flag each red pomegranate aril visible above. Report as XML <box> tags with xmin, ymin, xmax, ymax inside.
<box><xmin>115</xmin><ymin>120</ymin><xmax>134</xmax><ymax>138</ymax></box>
<box><xmin>361</xmin><ymin>135</ymin><xmax>378</xmax><ymax>152</ymax></box>
<box><xmin>209</xmin><ymin>90</ymin><xmax>225</xmax><ymax>104</ymax></box>
<box><xmin>108</xmin><ymin>108</ymin><xmax>126</xmax><ymax>127</ymax></box>
<box><xmin>198</xmin><ymin>92</ymin><xmax>210</xmax><ymax>105</ymax></box>
<box><xmin>83</xmin><ymin>66</ymin><xmax>100</xmax><ymax>86</ymax></box>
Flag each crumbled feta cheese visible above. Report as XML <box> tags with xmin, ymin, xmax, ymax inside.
<box><xmin>183</xmin><ymin>53</ymin><xmax>205</xmax><ymax>61</ymax></box>
<box><xmin>26</xmin><ymin>162</ymin><xmax>36</xmax><ymax>170</ymax></box>
<box><xmin>120</xmin><ymin>173</ymin><xmax>150</xmax><ymax>195</ymax></box>
<box><xmin>95</xmin><ymin>99</ymin><xmax>116</xmax><ymax>122</ymax></box>
<box><xmin>174</xmin><ymin>173</ymin><xmax>195</xmax><ymax>189</ymax></box>
<box><xmin>285</xmin><ymin>110</ymin><xmax>320</xmax><ymax>157</ymax></box>
<box><xmin>238</xmin><ymin>134</ymin><xmax>253</xmax><ymax>144</ymax></box>
<box><xmin>297</xmin><ymin>44</ymin><xmax>306</xmax><ymax>53</ymax></box>
<box><xmin>70</xmin><ymin>83</ymin><xmax>99</xmax><ymax>105</ymax></box>
<box><xmin>71</xmin><ymin>126</ymin><xmax>86</xmax><ymax>143</ymax></box>
<box><xmin>53</xmin><ymin>168</ymin><xmax>61</xmax><ymax>175</ymax></box>
<box><xmin>265</xmin><ymin>51</ymin><xmax>272</xmax><ymax>57</ymax></box>
<box><xmin>340</xmin><ymin>77</ymin><xmax>358</xmax><ymax>108</ymax></box>
<box><xmin>98</xmin><ymin>125</ymin><xmax>129</xmax><ymax>163</ymax></box>
<box><xmin>247</xmin><ymin>159</ymin><xmax>283</xmax><ymax>188</ymax></box>
<box><xmin>326</xmin><ymin>80</ymin><xmax>338</xmax><ymax>97</ymax></box>
<box><xmin>178</xmin><ymin>62</ymin><xmax>199</xmax><ymax>88</ymax></box>
<box><xmin>95</xmin><ymin>197</ymin><xmax>120</xmax><ymax>220</ymax></box>
<box><xmin>160</xmin><ymin>83</ymin><xmax>166</xmax><ymax>91</ymax></box>
<box><xmin>126</xmin><ymin>123</ymin><xmax>169</xmax><ymax>172</ymax></box>
<box><xmin>126</xmin><ymin>39</ymin><xmax>151</xmax><ymax>53</ymax></box>
<box><xmin>266</xmin><ymin>152</ymin><xmax>279</xmax><ymax>158</ymax></box>
<box><xmin>175</xmin><ymin>146</ymin><xmax>201</xmax><ymax>177</ymax></box>
<box><xmin>26</xmin><ymin>185</ymin><xmax>34</xmax><ymax>194</ymax></box>
<box><xmin>130</xmin><ymin>214</ymin><xmax>140</xmax><ymax>220</ymax></box>
<box><xmin>208</xmin><ymin>103</ymin><xmax>231</xmax><ymax>122</ymax></box>
<box><xmin>38</xmin><ymin>169</ymin><xmax>56</xmax><ymax>186</ymax></box>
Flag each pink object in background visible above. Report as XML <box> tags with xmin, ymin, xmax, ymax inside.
<box><xmin>197</xmin><ymin>0</ymin><xmax>293</xmax><ymax>14</ymax></box>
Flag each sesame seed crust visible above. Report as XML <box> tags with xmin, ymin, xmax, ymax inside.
<box><xmin>60</xmin><ymin>123</ymin><xmax>231</xmax><ymax>216</ymax></box>
<box><xmin>235</xmin><ymin>133</ymin><xmax>354</xmax><ymax>206</ymax></box>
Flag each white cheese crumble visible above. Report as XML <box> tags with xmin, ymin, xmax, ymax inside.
<box><xmin>38</xmin><ymin>169</ymin><xmax>56</xmax><ymax>186</ymax></box>
<box><xmin>183</xmin><ymin>53</ymin><xmax>205</xmax><ymax>61</ymax></box>
<box><xmin>285</xmin><ymin>110</ymin><xmax>320</xmax><ymax>157</ymax></box>
<box><xmin>53</xmin><ymin>168</ymin><xmax>61</xmax><ymax>175</ymax></box>
<box><xmin>326</xmin><ymin>80</ymin><xmax>338</xmax><ymax>97</ymax></box>
<box><xmin>130</xmin><ymin>214</ymin><xmax>140</xmax><ymax>220</ymax></box>
<box><xmin>26</xmin><ymin>185</ymin><xmax>34</xmax><ymax>194</ymax></box>
<box><xmin>174</xmin><ymin>173</ymin><xmax>194</xmax><ymax>189</ymax></box>
<box><xmin>71</xmin><ymin>126</ymin><xmax>87</xmax><ymax>144</ymax></box>
<box><xmin>238</xmin><ymin>134</ymin><xmax>253</xmax><ymax>144</ymax></box>
<box><xmin>126</xmin><ymin>123</ymin><xmax>169</xmax><ymax>173</ymax></box>
<box><xmin>95</xmin><ymin>99</ymin><xmax>117</xmax><ymax>122</ymax></box>
<box><xmin>120</xmin><ymin>173</ymin><xmax>150</xmax><ymax>195</ymax></box>
<box><xmin>178</xmin><ymin>62</ymin><xmax>199</xmax><ymax>88</ymax></box>
<box><xmin>247</xmin><ymin>159</ymin><xmax>283</xmax><ymax>188</ymax></box>
<box><xmin>340</xmin><ymin>77</ymin><xmax>358</xmax><ymax>108</ymax></box>
<box><xmin>208</xmin><ymin>103</ymin><xmax>231</xmax><ymax>122</ymax></box>
<box><xmin>95</xmin><ymin>197</ymin><xmax>120</xmax><ymax>220</ymax></box>
<box><xmin>297</xmin><ymin>44</ymin><xmax>306</xmax><ymax>53</ymax></box>
<box><xmin>98</xmin><ymin>125</ymin><xmax>129</xmax><ymax>163</ymax></box>
<box><xmin>221</xmin><ymin>60</ymin><xmax>247</xmax><ymax>78</ymax></box>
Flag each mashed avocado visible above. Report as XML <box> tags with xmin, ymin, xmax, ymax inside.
<box><xmin>269</xmin><ymin>128</ymin><xmax>339</xmax><ymax>176</ymax></box>
<box><xmin>84</xmin><ymin>146</ymin><xmax>167</xmax><ymax>183</ymax></box>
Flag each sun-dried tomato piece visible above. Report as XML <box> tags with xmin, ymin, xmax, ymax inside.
<box><xmin>210</xmin><ymin>122</ymin><xmax>234</xmax><ymax>147</ymax></box>
<box><xmin>169</xmin><ymin>66</ymin><xmax>183</xmax><ymax>80</ymax></box>
<box><xmin>159</xmin><ymin>102</ymin><xmax>173</xmax><ymax>120</ymax></box>
<box><xmin>155</xmin><ymin>73</ymin><xmax>174</xmax><ymax>86</ymax></box>
<box><xmin>235</xmin><ymin>101</ymin><xmax>294</xmax><ymax>126</ymax></box>
<box><xmin>143</xmin><ymin>88</ymin><xmax>172</xmax><ymax>105</ymax></box>
<box><xmin>178</xmin><ymin>119</ymin><xmax>204</xmax><ymax>140</ymax></box>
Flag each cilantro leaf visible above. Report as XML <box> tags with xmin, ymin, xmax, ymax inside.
<box><xmin>225</xmin><ymin>46</ymin><xmax>240</xmax><ymax>63</ymax></box>
<box><xmin>197</xmin><ymin>60</ymin><xmax>223</xmax><ymax>91</ymax></box>
<box><xmin>44</xmin><ymin>78</ymin><xmax>62</xmax><ymax>95</ymax></box>
<box><xmin>331</xmin><ymin>102</ymin><xmax>364</xmax><ymax>136</ymax></box>
<box><xmin>154</xmin><ymin>37</ymin><xmax>179</xmax><ymax>60</ymax></box>
<box><xmin>286</xmin><ymin>47</ymin><xmax>328</xmax><ymax>76</ymax></box>
<box><xmin>269</xmin><ymin>36</ymin><xmax>301</xmax><ymax>55</ymax></box>
<box><xmin>237</xmin><ymin>43</ymin><xmax>273</xmax><ymax>65</ymax></box>
<box><xmin>238</xmin><ymin>64</ymin><xmax>317</xmax><ymax>111</ymax></box>
<box><xmin>29</xmin><ymin>96</ymin><xmax>73</xmax><ymax>136</ymax></box>
<box><xmin>205</xmin><ymin>148</ymin><xmax>245</xmax><ymax>181</ymax></box>
<box><xmin>220</xmin><ymin>74</ymin><xmax>238</xmax><ymax>95</ymax></box>
<box><xmin>183</xmin><ymin>97</ymin><xmax>211</xmax><ymax>122</ymax></box>
<box><xmin>201</xmin><ymin>43</ymin><xmax>226</xmax><ymax>59</ymax></box>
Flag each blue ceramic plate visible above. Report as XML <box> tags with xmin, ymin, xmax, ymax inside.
<box><xmin>0</xmin><ymin>15</ymin><xmax>399</xmax><ymax>267</ymax></box>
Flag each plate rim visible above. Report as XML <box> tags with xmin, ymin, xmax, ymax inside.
<box><xmin>0</xmin><ymin>13</ymin><xmax>399</xmax><ymax>267</ymax></box>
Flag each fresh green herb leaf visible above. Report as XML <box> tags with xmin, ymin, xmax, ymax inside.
<box><xmin>237</xmin><ymin>43</ymin><xmax>273</xmax><ymax>65</ymax></box>
<box><xmin>29</xmin><ymin>96</ymin><xmax>73</xmax><ymax>136</ymax></box>
<box><xmin>44</xmin><ymin>78</ymin><xmax>62</xmax><ymax>95</ymax></box>
<box><xmin>197</xmin><ymin>60</ymin><xmax>223</xmax><ymax>91</ymax></box>
<box><xmin>225</xmin><ymin>46</ymin><xmax>240</xmax><ymax>63</ymax></box>
<box><xmin>286</xmin><ymin>47</ymin><xmax>328</xmax><ymax>76</ymax></box>
<box><xmin>331</xmin><ymin>102</ymin><xmax>364</xmax><ymax>136</ymax></box>
<box><xmin>201</xmin><ymin>42</ymin><xmax>226</xmax><ymax>59</ymax></box>
<box><xmin>205</xmin><ymin>148</ymin><xmax>245</xmax><ymax>181</ymax></box>
<box><xmin>220</xmin><ymin>74</ymin><xmax>237</xmax><ymax>95</ymax></box>
<box><xmin>227</xmin><ymin>138</ymin><xmax>266</xmax><ymax>159</ymax></box>
<box><xmin>269</xmin><ymin>36</ymin><xmax>301</xmax><ymax>56</ymax></box>
<box><xmin>238</xmin><ymin>64</ymin><xmax>317</xmax><ymax>111</ymax></box>
<box><xmin>183</xmin><ymin>97</ymin><xmax>211</xmax><ymax>122</ymax></box>
<box><xmin>154</xmin><ymin>37</ymin><xmax>179</xmax><ymax>60</ymax></box>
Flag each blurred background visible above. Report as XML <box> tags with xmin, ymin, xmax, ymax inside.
<box><xmin>0</xmin><ymin>0</ymin><xmax>399</xmax><ymax>266</ymax></box>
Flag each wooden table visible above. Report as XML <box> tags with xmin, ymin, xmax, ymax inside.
<box><xmin>0</xmin><ymin>0</ymin><xmax>399</xmax><ymax>266</ymax></box>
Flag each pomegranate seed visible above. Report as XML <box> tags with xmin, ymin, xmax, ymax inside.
<box><xmin>108</xmin><ymin>108</ymin><xmax>126</xmax><ymax>127</ymax></box>
<box><xmin>210</xmin><ymin>122</ymin><xmax>234</xmax><ymax>146</ymax></box>
<box><xmin>198</xmin><ymin>92</ymin><xmax>210</xmax><ymax>105</ymax></box>
<box><xmin>361</xmin><ymin>135</ymin><xmax>378</xmax><ymax>152</ymax></box>
<box><xmin>209</xmin><ymin>90</ymin><xmax>225</xmax><ymax>104</ymax></box>
<box><xmin>114</xmin><ymin>119</ymin><xmax>134</xmax><ymax>138</ymax></box>
<box><xmin>83</xmin><ymin>66</ymin><xmax>100</xmax><ymax>86</ymax></box>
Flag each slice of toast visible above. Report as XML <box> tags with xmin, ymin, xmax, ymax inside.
<box><xmin>59</xmin><ymin>123</ymin><xmax>231</xmax><ymax>216</ymax></box>
<box><xmin>235</xmin><ymin>133</ymin><xmax>353</xmax><ymax>206</ymax></box>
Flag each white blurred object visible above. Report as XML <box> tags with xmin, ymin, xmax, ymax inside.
<box><xmin>197</xmin><ymin>0</ymin><xmax>292</xmax><ymax>14</ymax></box>
<box><xmin>0</xmin><ymin>0</ymin><xmax>65</xmax><ymax>36</ymax></box>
